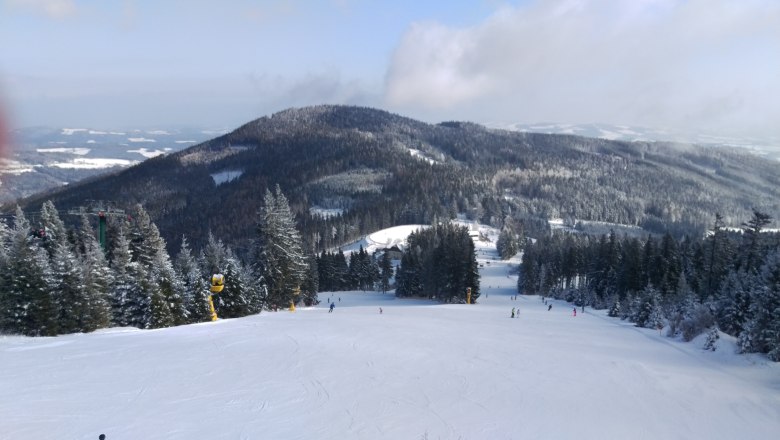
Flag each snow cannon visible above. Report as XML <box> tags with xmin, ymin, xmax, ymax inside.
<box><xmin>210</xmin><ymin>274</ymin><xmax>224</xmax><ymax>293</ymax></box>
<box><xmin>209</xmin><ymin>274</ymin><xmax>224</xmax><ymax>321</ymax></box>
<box><xmin>289</xmin><ymin>286</ymin><xmax>300</xmax><ymax>312</ymax></box>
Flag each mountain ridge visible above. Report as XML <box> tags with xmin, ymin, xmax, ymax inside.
<box><xmin>6</xmin><ymin>105</ymin><xmax>779</xmax><ymax>253</ymax></box>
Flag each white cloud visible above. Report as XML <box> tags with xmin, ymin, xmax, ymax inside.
<box><xmin>385</xmin><ymin>0</ymin><xmax>780</xmax><ymax>137</ymax></box>
<box><xmin>4</xmin><ymin>0</ymin><xmax>76</xmax><ymax>19</ymax></box>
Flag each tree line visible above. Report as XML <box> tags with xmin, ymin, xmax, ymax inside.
<box><xmin>519</xmin><ymin>210</ymin><xmax>780</xmax><ymax>361</ymax></box>
<box><xmin>316</xmin><ymin>246</ymin><xmax>394</xmax><ymax>293</ymax></box>
<box><xmin>0</xmin><ymin>187</ymin><xmax>314</xmax><ymax>336</ymax></box>
<box><xmin>395</xmin><ymin>223</ymin><xmax>480</xmax><ymax>303</ymax></box>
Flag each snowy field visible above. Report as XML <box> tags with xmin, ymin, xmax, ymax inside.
<box><xmin>2</xmin><ymin>226</ymin><xmax>779</xmax><ymax>439</ymax></box>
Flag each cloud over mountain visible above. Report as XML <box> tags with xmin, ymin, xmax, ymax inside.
<box><xmin>385</xmin><ymin>0</ymin><xmax>780</xmax><ymax>137</ymax></box>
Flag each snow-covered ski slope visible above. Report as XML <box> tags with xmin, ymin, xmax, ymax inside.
<box><xmin>2</xmin><ymin>224</ymin><xmax>779</xmax><ymax>440</ymax></box>
<box><xmin>339</xmin><ymin>224</ymin><xmax>427</xmax><ymax>254</ymax></box>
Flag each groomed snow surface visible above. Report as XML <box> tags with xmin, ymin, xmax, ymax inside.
<box><xmin>2</xmin><ymin>226</ymin><xmax>779</xmax><ymax>440</ymax></box>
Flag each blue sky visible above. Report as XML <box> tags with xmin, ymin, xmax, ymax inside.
<box><xmin>1</xmin><ymin>0</ymin><xmax>778</xmax><ymax>139</ymax></box>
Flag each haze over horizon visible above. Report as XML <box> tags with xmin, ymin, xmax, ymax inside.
<box><xmin>1</xmin><ymin>0</ymin><xmax>778</xmax><ymax>140</ymax></box>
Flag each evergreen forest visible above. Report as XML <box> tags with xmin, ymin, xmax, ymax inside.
<box><xmin>519</xmin><ymin>211</ymin><xmax>780</xmax><ymax>360</ymax></box>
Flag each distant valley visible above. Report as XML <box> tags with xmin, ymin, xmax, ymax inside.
<box><xmin>487</xmin><ymin>122</ymin><xmax>780</xmax><ymax>162</ymax></box>
<box><xmin>0</xmin><ymin>126</ymin><xmax>227</xmax><ymax>203</ymax></box>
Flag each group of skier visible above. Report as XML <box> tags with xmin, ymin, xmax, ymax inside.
<box><xmin>511</xmin><ymin>296</ymin><xmax>581</xmax><ymax>317</ymax></box>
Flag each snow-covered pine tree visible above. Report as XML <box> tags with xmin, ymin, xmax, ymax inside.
<box><xmin>608</xmin><ymin>299</ymin><xmax>621</xmax><ymax>317</ymax></box>
<box><xmin>217</xmin><ymin>251</ymin><xmax>252</xmax><ymax>318</ymax></box>
<box><xmin>0</xmin><ymin>207</ymin><xmax>57</xmax><ymax>336</ymax></box>
<box><xmin>174</xmin><ymin>237</ymin><xmax>212</xmax><ymax>324</ymax></box>
<box><xmin>110</xmin><ymin>222</ymin><xmax>150</xmax><ymax>328</ymax></box>
<box><xmin>39</xmin><ymin>202</ymin><xmax>88</xmax><ymax>334</ymax></box>
<box><xmin>496</xmin><ymin>225</ymin><xmax>518</xmax><ymax>260</ymax></box>
<box><xmin>77</xmin><ymin>213</ymin><xmax>112</xmax><ymax>331</ymax></box>
<box><xmin>668</xmin><ymin>291</ymin><xmax>696</xmax><ymax>337</ymax></box>
<box><xmin>738</xmin><ymin>251</ymin><xmax>780</xmax><ymax>360</ymax></box>
<box><xmin>253</xmin><ymin>186</ymin><xmax>308</xmax><ymax>309</ymax></box>
<box><xmin>202</xmin><ymin>232</ymin><xmax>228</xmax><ymax>278</ymax></box>
<box><xmin>716</xmin><ymin>269</ymin><xmax>756</xmax><ymax>337</ymax></box>
<box><xmin>740</xmin><ymin>210</ymin><xmax>772</xmax><ymax>273</ymax></box>
<box><xmin>147</xmin><ymin>282</ymin><xmax>174</xmax><ymax>329</ymax></box>
<box><xmin>50</xmin><ymin>234</ymin><xmax>87</xmax><ymax>334</ymax></box>
<box><xmin>39</xmin><ymin>200</ymin><xmax>68</xmax><ymax>258</ymax></box>
<box><xmin>632</xmin><ymin>285</ymin><xmax>661</xmax><ymax>328</ymax></box>
<box><xmin>703</xmin><ymin>326</ymin><xmax>720</xmax><ymax>351</ymax></box>
<box><xmin>151</xmin><ymin>247</ymin><xmax>186</xmax><ymax>327</ymax></box>
<box><xmin>128</xmin><ymin>205</ymin><xmax>184</xmax><ymax>327</ymax></box>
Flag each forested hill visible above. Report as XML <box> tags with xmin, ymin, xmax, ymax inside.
<box><xmin>8</xmin><ymin>105</ymin><xmax>780</xmax><ymax>252</ymax></box>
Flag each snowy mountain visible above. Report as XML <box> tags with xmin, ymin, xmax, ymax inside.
<box><xmin>2</xmin><ymin>224</ymin><xmax>778</xmax><ymax>439</ymax></box>
<box><xmin>487</xmin><ymin>121</ymin><xmax>780</xmax><ymax>161</ymax></box>
<box><xmin>9</xmin><ymin>105</ymin><xmax>779</xmax><ymax>255</ymax></box>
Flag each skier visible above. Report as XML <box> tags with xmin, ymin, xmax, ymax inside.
<box><xmin>511</xmin><ymin>307</ymin><xmax>515</xmax><ymax>318</ymax></box>
<box><xmin>548</xmin><ymin>304</ymin><xmax>552</xmax><ymax>311</ymax></box>
<box><xmin>379</xmin><ymin>307</ymin><xmax>383</xmax><ymax>314</ymax></box>
<box><xmin>99</xmin><ymin>435</ymin><xmax>106</xmax><ymax>440</ymax></box>
<box><xmin>573</xmin><ymin>307</ymin><xmax>577</xmax><ymax>317</ymax></box>
<box><xmin>329</xmin><ymin>302</ymin><xmax>335</xmax><ymax>313</ymax></box>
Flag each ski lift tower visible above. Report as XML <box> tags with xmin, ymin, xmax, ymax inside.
<box><xmin>67</xmin><ymin>201</ymin><xmax>126</xmax><ymax>252</ymax></box>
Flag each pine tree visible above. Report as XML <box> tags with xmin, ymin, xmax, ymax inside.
<box><xmin>703</xmin><ymin>326</ymin><xmax>720</xmax><ymax>351</ymax></box>
<box><xmin>253</xmin><ymin>186</ymin><xmax>308</xmax><ymax>309</ymax></box>
<box><xmin>110</xmin><ymin>223</ymin><xmax>150</xmax><ymax>328</ymax></box>
<box><xmin>175</xmin><ymin>237</ymin><xmax>212</xmax><ymax>324</ymax></box>
<box><xmin>703</xmin><ymin>213</ymin><xmax>731</xmax><ymax>298</ymax></box>
<box><xmin>396</xmin><ymin>245</ymin><xmax>423</xmax><ymax>297</ymax></box>
<box><xmin>395</xmin><ymin>224</ymin><xmax>479</xmax><ymax>302</ymax></box>
<box><xmin>300</xmin><ymin>251</ymin><xmax>319</xmax><ymax>306</ymax></box>
<box><xmin>151</xmin><ymin>248</ymin><xmax>186</xmax><ymax>327</ymax></box>
<box><xmin>716</xmin><ymin>269</ymin><xmax>755</xmax><ymax>336</ymax></box>
<box><xmin>379</xmin><ymin>250</ymin><xmax>393</xmax><ymax>293</ymax></box>
<box><xmin>202</xmin><ymin>232</ymin><xmax>229</xmax><ymax>277</ymax></box>
<box><xmin>0</xmin><ymin>218</ymin><xmax>10</xmax><ymax>262</ymax></box>
<box><xmin>348</xmin><ymin>249</ymin><xmax>361</xmax><ymax>290</ymax></box>
<box><xmin>740</xmin><ymin>210</ymin><xmax>772</xmax><ymax>273</ymax></box>
<box><xmin>608</xmin><ymin>299</ymin><xmax>621</xmax><ymax>317</ymax></box>
<box><xmin>333</xmin><ymin>250</ymin><xmax>350</xmax><ymax>290</ymax></box>
<box><xmin>50</xmin><ymin>237</ymin><xmax>87</xmax><ymax>333</ymax></box>
<box><xmin>216</xmin><ymin>252</ymin><xmax>252</xmax><ymax>318</ymax></box>
<box><xmin>496</xmin><ymin>225</ymin><xmax>518</xmax><ymax>260</ymax></box>
<box><xmin>738</xmin><ymin>251</ymin><xmax>780</xmax><ymax>359</ymax></box>
<box><xmin>148</xmin><ymin>284</ymin><xmax>173</xmax><ymax>329</ymax></box>
<box><xmin>39</xmin><ymin>200</ymin><xmax>68</xmax><ymax>258</ymax></box>
<box><xmin>519</xmin><ymin>239</ymin><xmax>538</xmax><ymax>295</ymax></box>
<box><xmin>633</xmin><ymin>285</ymin><xmax>661</xmax><ymax>329</ymax></box>
<box><xmin>0</xmin><ymin>207</ymin><xmax>57</xmax><ymax>336</ymax></box>
<box><xmin>38</xmin><ymin>201</ymin><xmax>95</xmax><ymax>334</ymax></box>
<box><xmin>128</xmin><ymin>204</ymin><xmax>184</xmax><ymax>327</ymax></box>
<box><xmin>317</xmin><ymin>251</ymin><xmax>334</xmax><ymax>292</ymax></box>
<box><xmin>77</xmin><ymin>213</ymin><xmax>112</xmax><ymax>331</ymax></box>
